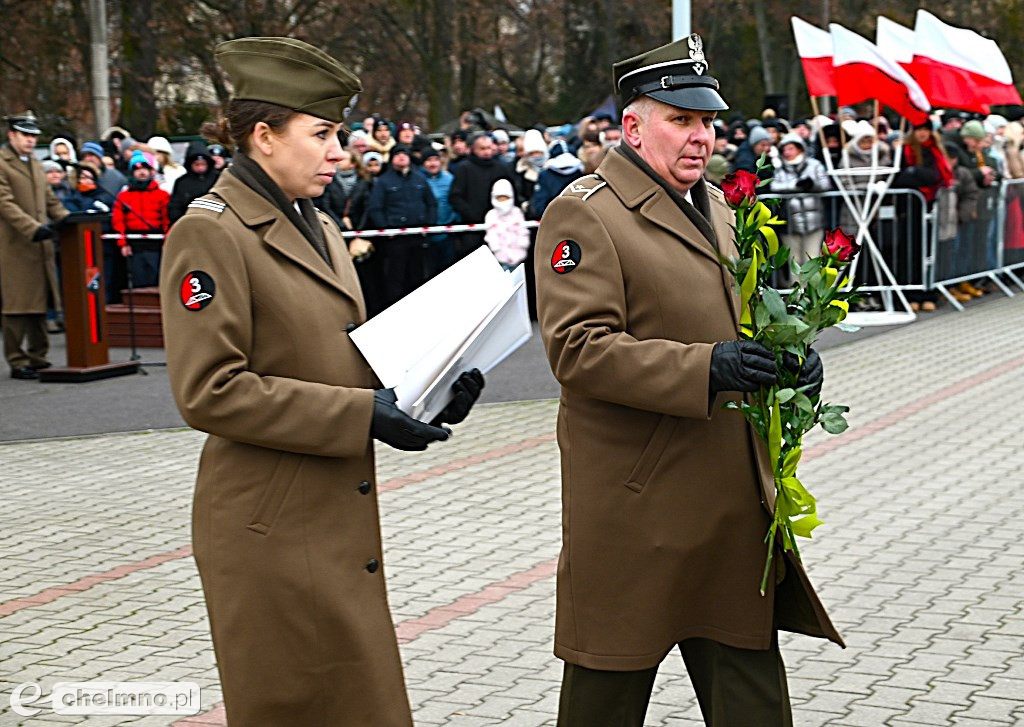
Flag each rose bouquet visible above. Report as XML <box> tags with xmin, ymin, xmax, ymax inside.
<box><xmin>719</xmin><ymin>157</ymin><xmax>860</xmax><ymax>595</ymax></box>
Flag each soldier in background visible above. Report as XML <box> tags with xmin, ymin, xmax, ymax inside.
<box><xmin>0</xmin><ymin>112</ymin><xmax>68</xmax><ymax>379</ymax></box>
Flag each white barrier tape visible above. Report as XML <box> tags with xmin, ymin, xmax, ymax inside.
<box><xmin>100</xmin><ymin>234</ymin><xmax>166</xmax><ymax>240</ymax></box>
<box><xmin>339</xmin><ymin>221</ymin><xmax>540</xmax><ymax>239</ymax></box>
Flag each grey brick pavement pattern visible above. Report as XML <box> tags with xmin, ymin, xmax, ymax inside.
<box><xmin>1</xmin><ymin>295</ymin><xmax>1023</xmax><ymax>725</ymax></box>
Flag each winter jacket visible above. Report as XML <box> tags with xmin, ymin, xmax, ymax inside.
<box><xmin>366</xmin><ymin>167</ymin><xmax>436</xmax><ymax>229</ymax></box>
<box><xmin>449</xmin><ymin>154</ymin><xmax>515</xmax><ymax>223</ymax></box>
<box><xmin>424</xmin><ymin>169</ymin><xmax>459</xmax><ymax>225</ymax></box>
<box><xmin>168</xmin><ymin>143</ymin><xmax>219</xmax><ymax>224</ymax></box>
<box><xmin>769</xmin><ymin>155</ymin><xmax>831</xmax><ymax>234</ymax></box>
<box><xmin>484</xmin><ymin>206</ymin><xmax>530</xmax><ymax>265</ymax></box>
<box><xmin>312</xmin><ymin>176</ymin><xmax>349</xmax><ymax>228</ymax></box>
<box><xmin>530</xmin><ymin>168</ymin><xmax>584</xmax><ymax>219</ymax></box>
<box><xmin>112</xmin><ymin>179</ymin><xmax>170</xmax><ymax>245</ymax></box>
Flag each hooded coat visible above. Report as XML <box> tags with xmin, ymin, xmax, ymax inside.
<box><xmin>168</xmin><ymin>142</ymin><xmax>219</xmax><ymax>223</ymax></box>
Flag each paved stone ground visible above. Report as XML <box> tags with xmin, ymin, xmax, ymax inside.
<box><xmin>2</xmin><ymin>295</ymin><xmax>1024</xmax><ymax>726</ymax></box>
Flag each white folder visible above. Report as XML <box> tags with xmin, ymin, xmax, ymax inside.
<box><xmin>350</xmin><ymin>246</ymin><xmax>532</xmax><ymax>422</ymax></box>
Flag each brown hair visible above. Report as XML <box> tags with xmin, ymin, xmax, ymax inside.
<box><xmin>200</xmin><ymin>99</ymin><xmax>297</xmax><ymax>155</ymax></box>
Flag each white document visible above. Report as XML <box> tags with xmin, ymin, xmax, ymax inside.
<box><xmin>350</xmin><ymin>247</ymin><xmax>532</xmax><ymax>421</ymax></box>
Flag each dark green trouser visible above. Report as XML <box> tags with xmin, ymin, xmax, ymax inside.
<box><xmin>557</xmin><ymin>635</ymin><xmax>792</xmax><ymax>727</ymax></box>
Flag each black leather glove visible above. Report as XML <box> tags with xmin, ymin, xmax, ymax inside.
<box><xmin>783</xmin><ymin>348</ymin><xmax>824</xmax><ymax>399</ymax></box>
<box><xmin>709</xmin><ymin>340</ymin><xmax>777</xmax><ymax>395</ymax></box>
<box><xmin>431</xmin><ymin>369</ymin><xmax>484</xmax><ymax>426</ymax></box>
<box><xmin>371</xmin><ymin>388</ymin><xmax>450</xmax><ymax>451</ymax></box>
<box><xmin>31</xmin><ymin>224</ymin><xmax>57</xmax><ymax>241</ymax></box>
<box><xmin>796</xmin><ymin>176</ymin><xmax>814</xmax><ymax>191</ymax></box>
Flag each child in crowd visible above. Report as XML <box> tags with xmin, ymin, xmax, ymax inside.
<box><xmin>484</xmin><ymin>178</ymin><xmax>529</xmax><ymax>271</ymax></box>
<box><xmin>112</xmin><ymin>151</ymin><xmax>170</xmax><ymax>290</ymax></box>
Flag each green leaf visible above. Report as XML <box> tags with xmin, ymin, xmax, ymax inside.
<box><xmin>762</xmin><ymin>287</ymin><xmax>787</xmax><ymax>320</ymax></box>
<box><xmin>775</xmin><ymin>388</ymin><xmax>796</xmax><ymax>404</ymax></box>
<box><xmin>821</xmin><ymin>410</ymin><xmax>849</xmax><ymax>434</ymax></box>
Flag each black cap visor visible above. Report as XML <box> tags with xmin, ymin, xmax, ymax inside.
<box><xmin>646</xmin><ymin>85</ymin><xmax>729</xmax><ymax>112</ymax></box>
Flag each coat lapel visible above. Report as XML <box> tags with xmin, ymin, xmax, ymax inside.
<box><xmin>600</xmin><ymin>150</ymin><xmax>721</xmax><ymax>265</ymax></box>
<box><xmin>216</xmin><ymin>173</ymin><xmax>362</xmax><ymax>306</ymax></box>
<box><xmin>638</xmin><ymin>192</ymin><xmax>720</xmax><ymax>264</ymax></box>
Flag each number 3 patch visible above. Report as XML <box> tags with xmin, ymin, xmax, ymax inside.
<box><xmin>180</xmin><ymin>270</ymin><xmax>216</xmax><ymax>311</ymax></box>
<box><xmin>551</xmin><ymin>240</ymin><xmax>581</xmax><ymax>274</ymax></box>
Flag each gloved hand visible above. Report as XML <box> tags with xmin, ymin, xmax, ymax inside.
<box><xmin>783</xmin><ymin>348</ymin><xmax>824</xmax><ymax>399</ymax></box>
<box><xmin>31</xmin><ymin>224</ymin><xmax>57</xmax><ymax>241</ymax></box>
<box><xmin>709</xmin><ymin>340</ymin><xmax>777</xmax><ymax>395</ymax></box>
<box><xmin>796</xmin><ymin>176</ymin><xmax>815</xmax><ymax>191</ymax></box>
<box><xmin>431</xmin><ymin>369</ymin><xmax>485</xmax><ymax>426</ymax></box>
<box><xmin>371</xmin><ymin>388</ymin><xmax>450</xmax><ymax>451</ymax></box>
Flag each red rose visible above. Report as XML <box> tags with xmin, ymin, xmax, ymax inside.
<box><xmin>721</xmin><ymin>170</ymin><xmax>759</xmax><ymax>207</ymax></box>
<box><xmin>822</xmin><ymin>227</ymin><xmax>860</xmax><ymax>263</ymax></box>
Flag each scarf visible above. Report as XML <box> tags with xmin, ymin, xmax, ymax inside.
<box><xmin>335</xmin><ymin>168</ymin><xmax>358</xmax><ymax>197</ymax></box>
<box><xmin>615</xmin><ymin>144</ymin><xmax>717</xmax><ymax>247</ymax></box>
<box><xmin>230</xmin><ymin>153</ymin><xmax>332</xmax><ymax>269</ymax></box>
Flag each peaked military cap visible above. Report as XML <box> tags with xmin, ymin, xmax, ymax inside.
<box><xmin>614</xmin><ymin>34</ymin><xmax>728</xmax><ymax>112</ymax></box>
<box><xmin>4</xmin><ymin>111</ymin><xmax>41</xmax><ymax>135</ymax></box>
<box><xmin>215</xmin><ymin>37</ymin><xmax>362</xmax><ymax>123</ymax></box>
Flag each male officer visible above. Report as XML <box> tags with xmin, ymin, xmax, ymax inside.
<box><xmin>535</xmin><ymin>35</ymin><xmax>843</xmax><ymax>726</ymax></box>
<box><xmin>0</xmin><ymin>112</ymin><xmax>68</xmax><ymax>379</ymax></box>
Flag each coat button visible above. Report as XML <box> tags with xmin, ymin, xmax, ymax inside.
<box><xmin>345</xmin><ymin>322</ymin><xmax>357</xmax><ymax>333</ymax></box>
<box><xmin>366</xmin><ymin>558</ymin><xmax>380</xmax><ymax>573</ymax></box>
<box><xmin>357</xmin><ymin>480</ymin><xmax>371</xmax><ymax>495</ymax></box>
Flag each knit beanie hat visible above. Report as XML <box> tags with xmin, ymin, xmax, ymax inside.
<box><xmin>960</xmin><ymin>120</ymin><xmax>987</xmax><ymax>140</ymax></box>
<box><xmin>747</xmin><ymin>125</ymin><xmax>772</xmax><ymax>147</ymax></box>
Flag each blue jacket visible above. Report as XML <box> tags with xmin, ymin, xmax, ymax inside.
<box><xmin>367</xmin><ymin>167</ymin><xmax>437</xmax><ymax>229</ymax></box>
<box><xmin>424</xmin><ymin>169</ymin><xmax>459</xmax><ymax>225</ymax></box>
<box><xmin>530</xmin><ymin>168</ymin><xmax>584</xmax><ymax>219</ymax></box>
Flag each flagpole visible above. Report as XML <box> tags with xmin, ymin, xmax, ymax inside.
<box><xmin>810</xmin><ymin>96</ymin><xmax>835</xmax><ymax>174</ymax></box>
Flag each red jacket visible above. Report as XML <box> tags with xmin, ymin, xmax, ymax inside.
<box><xmin>113</xmin><ymin>180</ymin><xmax>170</xmax><ymax>245</ymax></box>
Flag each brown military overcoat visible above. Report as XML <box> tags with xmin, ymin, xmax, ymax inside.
<box><xmin>160</xmin><ymin>172</ymin><xmax>412</xmax><ymax>727</ymax></box>
<box><xmin>0</xmin><ymin>145</ymin><xmax>66</xmax><ymax>314</ymax></box>
<box><xmin>535</xmin><ymin>148</ymin><xmax>843</xmax><ymax>672</ymax></box>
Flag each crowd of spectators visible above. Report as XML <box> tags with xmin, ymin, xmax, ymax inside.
<box><xmin>714</xmin><ymin>107</ymin><xmax>1024</xmax><ymax>310</ymax></box>
<box><xmin>23</xmin><ymin>103</ymin><xmax>1024</xmax><ymax>320</ymax></box>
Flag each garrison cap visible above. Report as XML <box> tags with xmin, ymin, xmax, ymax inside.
<box><xmin>215</xmin><ymin>37</ymin><xmax>362</xmax><ymax>123</ymax></box>
<box><xmin>4</xmin><ymin>111</ymin><xmax>41</xmax><ymax>135</ymax></box>
<box><xmin>614</xmin><ymin>34</ymin><xmax>728</xmax><ymax>112</ymax></box>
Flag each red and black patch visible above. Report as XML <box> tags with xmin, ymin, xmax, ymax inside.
<box><xmin>180</xmin><ymin>270</ymin><xmax>215</xmax><ymax>311</ymax></box>
<box><xmin>551</xmin><ymin>240</ymin><xmax>581</xmax><ymax>274</ymax></box>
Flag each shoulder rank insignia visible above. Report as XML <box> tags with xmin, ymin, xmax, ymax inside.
<box><xmin>187</xmin><ymin>196</ymin><xmax>227</xmax><ymax>214</ymax></box>
<box><xmin>560</xmin><ymin>174</ymin><xmax>607</xmax><ymax>201</ymax></box>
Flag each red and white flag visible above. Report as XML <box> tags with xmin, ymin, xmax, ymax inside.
<box><xmin>907</xmin><ymin>9</ymin><xmax>1022</xmax><ymax>113</ymax></box>
<box><xmin>830</xmin><ymin>23</ymin><xmax>931</xmax><ymax>124</ymax></box>
<box><xmin>876</xmin><ymin>16</ymin><xmax>914</xmax><ymax>65</ymax></box>
<box><xmin>792</xmin><ymin>16</ymin><xmax>836</xmax><ymax>97</ymax></box>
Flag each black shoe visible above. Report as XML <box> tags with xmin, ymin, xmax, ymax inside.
<box><xmin>28</xmin><ymin>362</ymin><xmax>52</xmax><ymax>371</ymax></box>
<box><xmin>11</xmin><ymin>366</ymin><xmax>38</xmax><ymax>380</ymax></box>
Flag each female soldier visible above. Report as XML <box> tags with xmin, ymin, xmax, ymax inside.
<box><xmin>159</xmin><ymin>37</ymin><xmax>482</xmax><ymax>727</ymax></box>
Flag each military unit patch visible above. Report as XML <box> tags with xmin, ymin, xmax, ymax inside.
<box><xmin>180</xmin><ymin>271</ymin><xmax>216</xmax><ymax>311</ymax></box>
<box><xmin>551</xmin><ymin>240</ymin><xmax>581</xmax><ymax>274</ymax></box>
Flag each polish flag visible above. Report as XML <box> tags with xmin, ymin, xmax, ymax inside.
<box><xmin>907</xmin><ymin>9</ymin><xmax>1022</xmax><ymax>113</ymax></box>
<box><xmin>876</xmin><ymin>16</ymin><xmax>914</xmax><ymax>65</ymax></box>
<box><xmin>830</xmin><ymin>23</ymin><xmax>930</xmax><ymax>124</ymax></box>
<box><xmin>792</xmin><ymin>17</ymin><xmax>836</xmax><ymax>97</ymax></box>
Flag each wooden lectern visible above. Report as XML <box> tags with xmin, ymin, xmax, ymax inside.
<box><xmin>39</xmin><ymin>214</ymin><xmax>139</xmax><ymax>382</ymax></box>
